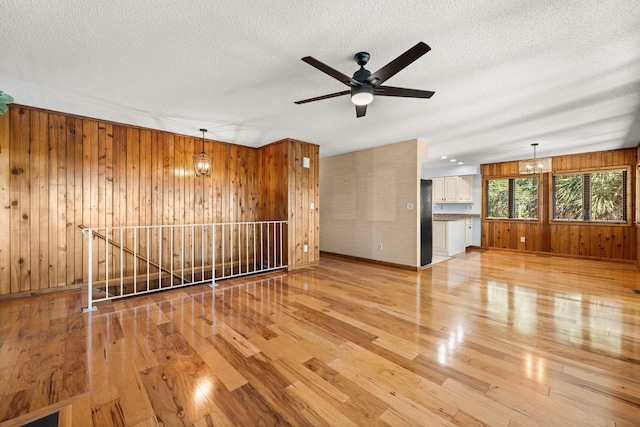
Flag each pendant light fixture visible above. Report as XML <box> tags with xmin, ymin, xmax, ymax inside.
<box><xmin>193</xmin><ymin>128</ymin><xmax>213</xmax><ymax>177</ymax></box>
<box><xmin>518</xmin><ymin>143</ymin><xmax>552</xmax><ymax>174</ymax></box>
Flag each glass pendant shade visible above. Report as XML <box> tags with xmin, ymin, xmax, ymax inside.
<box><xmin>193</xmin><ymin>128</ymin><xmax>213</xmax><ymax>177</ymax></box>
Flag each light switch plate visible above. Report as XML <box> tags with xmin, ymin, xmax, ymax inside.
<box><xmin>406</xmin><ymin>202</ymin><xmax>414</xmax><ymax>210</ymax></box>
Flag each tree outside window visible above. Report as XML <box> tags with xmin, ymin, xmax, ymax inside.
<box><xmin>486</xmin><ymin>177</ymin><xmax>538</xmax><ymax>219</ymax></box>
<box><xmin>553</xmin><ymin>170</ymin><xmax>626</xmax><ymax>222</ymax></box>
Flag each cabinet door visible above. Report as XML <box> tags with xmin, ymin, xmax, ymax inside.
<box><xmin>465</xmin><ymin>220</ymin><xmax>473</xmax><ymax>247</ymax></box>
<box><xmin>447</xmin><ymin>221</ymin><xmax>466</xmax><ymax>255</ymax></box>
<box><xmin>444</xmin><ymin>177</ymin><xmax>459</xmax><ymax>202</ymax></box>
<box><xmin>432</xmin><ymin>221</ymin><xmax>447</xmax><ymax>255</ymax></box>
<box><xmin>459</xmin><ymin>176</ymin><xmax>473</xmax><ymax>202</ymax></box>
<box><xmin>432</xmin><ymin>177</ymin><xmax>445</xmax><ymax>203</ymax></box>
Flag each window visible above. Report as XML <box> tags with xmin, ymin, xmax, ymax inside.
<box><xmin>486</xmin><ymin>177</ymin><xmax>538</xmax><ymax>219</ymax></box>
<box><xmin>553</xmin><ymin>169</ymin><xmax>627</xmax><ymax>222</ymax></box>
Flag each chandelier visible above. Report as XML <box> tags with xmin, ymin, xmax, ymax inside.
<box><xmin>193</xmin><ymin>128</ymin><xmax>213</xmax><ymax>177</ymax></box>
<box><xmin>518</xmin><ymin>143</ymin><xmax>552</xmax><ymax>174</ymax></box>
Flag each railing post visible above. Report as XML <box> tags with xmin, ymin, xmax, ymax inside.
<box><xmin>210</xmin><ymin>225</ymin><xmax>217</xmax><ymax>288</ymax></box>
<box><xmin>83</xmin><ymin>228</ymin><xmax>97</xmax><ymax>312</ymax></box>
<box><xmin>279</xmin><ymin>221</ymin><xmax>283</xmax><ymax>268</ymax></box>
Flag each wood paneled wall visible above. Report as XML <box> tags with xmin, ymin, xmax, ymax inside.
<box><xmin>258</xmin><ymin>139</ymin><xmax>320</xmax><ymax>268</ymax></box>
<box><xmin>0</xmin><ymin>105</ymin><xmax>319</xmax><ymax>296</ymax></box>
<box><xmin>287</xmin><ymin>139</ymin><xmax>320</xmax><ymax>267</ymax></box>
<box><xmin>481</xmin><ymin>148</ymin><xmax>637</xmax><ymax>261</ymax></box>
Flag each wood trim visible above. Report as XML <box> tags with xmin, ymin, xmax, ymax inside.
<box><xmin>0</xmin><ymin>282</ymin><xmax>85</xmax><ymax>302</ymax></box>
<box><xmin>320</xmin><ymin>251</ymin><xmax>421</xmax><ymax>271</ymax></box>
<box><xmin>286</xmin><ymin>260</ymin><xmax>320</xmax><ymax>271</ymax></box>
<box><xmin>483</xmin><ymin>246</ymin><xmax>636</xmax><ymax>264</ymax></box>
<box><xmin>0</xmin><ymin>392</ymin><xmax>91</xmax><ymax>427</ymax></box>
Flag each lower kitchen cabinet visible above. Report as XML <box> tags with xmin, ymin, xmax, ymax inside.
<box><xmin>433</xmin><ymin>220</ymin><xmax>466</xmax><ymax>257</ymax></box>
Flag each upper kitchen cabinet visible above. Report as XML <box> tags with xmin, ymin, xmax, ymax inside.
<box><xmin>432</xmin><ymin>176</ymin><xmax>473</xmax><ymax>203</ymax></box>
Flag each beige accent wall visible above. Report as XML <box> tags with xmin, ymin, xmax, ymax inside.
<box><xmin>320</xmin><ymin>139</ymin><xmax>428</xmax><ymax>268</ymax></box>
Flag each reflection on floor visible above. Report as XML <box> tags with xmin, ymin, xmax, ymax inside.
<box><xmin>429</xmin><ymin>255</ymin><xmax>451</xmax><ymax>265</ymax></box>
<box><xmin>1</xmin><ymin>249</ymin><xmax>640</xmax><ymax>426</ymax></box>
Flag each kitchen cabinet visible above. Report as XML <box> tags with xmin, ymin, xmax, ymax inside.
<box><xmin>432</xmin><ymin>177</ymin><xmax>445</xmax><ymax>203</ymax></box>
<box><xmin>458</xmin><ymin>176</ymin><xmax>473</xmax><ymax>202</ymax></box>
<box><xmin>432</xmin><ymin>176</ymin><xmax>473</xmax><ymax>203</ymax></box>
<box><xmin>433</xmin><ymin>220</ymin><xmax>466</xmax><ymax>256</ymax></box>
<box><xmin>432</xmin><ymin>221</ymin><xmax>447</xmax><ymax>255</ymax></box>
<box><xmin>465</xmin><ymin>219</ymin><xmax>473</xmax><ymax>247</ymax></box>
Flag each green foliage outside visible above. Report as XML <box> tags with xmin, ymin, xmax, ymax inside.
<box><xmin>554</xmin><ymin>171</ymin><xmax>625</xmax><ymax>221</ymax></box>
<box><xmin>487</xmin><ymin>179</ymin><xmax>508</xmax><ymax>218</ymax></box>
<box><xmin>553</xmin><ymin>174</ymin><xmax>583</xmax><ymax>219</ymax></box>
<box><xmin>514</xmin><ymin>177</ymin><xmax>538</xmax><ymax>219</ymax></box>
<box><xmin>486</xmin><ymin>177</ymin><xmax>537</xmax><ymax>219</ymax></box>
<box><xmin>591</xmin><ymin>171</ymin><xmax>624</xmax><ymax>220</ymax></box>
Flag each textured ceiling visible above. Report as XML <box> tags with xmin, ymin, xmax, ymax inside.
<box><xmin>1</xmin><ymin>1</ymin><xmax>639</xmax><ymax>167</ymax></box>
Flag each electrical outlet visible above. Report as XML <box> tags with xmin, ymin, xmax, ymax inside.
<box><xmin>520</xmin><ymin>236</ymin><xmax>525</xmax><ymax>243</ymax></box>
<box><xmin>303</xmin><ymin>244</ymin><xmax>308</xmax><ymax>252</ymax></box>
<box><xmin>378</xmin><ymin>243</ymin><xmax>383</xmax><ymax>251</ymax></box>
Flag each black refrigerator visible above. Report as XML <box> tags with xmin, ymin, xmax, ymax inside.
<box><xmin>420</xmin><ymin>179</ymin><xmax>433</xmax><ymax>266</ymax></box>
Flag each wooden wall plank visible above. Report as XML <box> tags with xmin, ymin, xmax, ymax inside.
<box><xmin>49</xmin><ymin>113</ymin><xmax>67</xmax><ymax>288</ymax></box>
<box><xmin>31</xmin><ymin>111</ymin><xmax>49</xmax><ymax>290</ymax></box>
<box><xmin>10</xmin><ymin>107</ymin><xmax>31</xmax><ymax>292</ymax></box>
<box><xmin>173</xmin><ymin>136</ymin><xmax>184</xmax><ymax>270</ymax></box>
<box><xmin>83</xmin><ymin>120</ymin><xmax>100</xmax><ymax>283</ymax></box>
<box><xmin>161</xmin><ymin>132</ymin><xmax>174</xmax><ymax>270</ymax></box>
<box><xmin>111</xmin><ymin>125</ymin><xmax>125</xmax><ymax>278</ymax></box>
<box><xmin>97</xmin><ymin>122</ymin><xmax>107</xmax><ymax>280</ymax></box>
<box><xmin>0</xmin><ymin>111</ymin><xmax>10</xmax><ymax>294</ymax></box>
<box><xmin>578</xmin><ymin>225</ymin><xmax>590</xmax><ymax>257</ymax></box>
<box><xmin>70</xmin><ymin>117</ymin><xmax>84</xmax><ymax>285</ymax></box>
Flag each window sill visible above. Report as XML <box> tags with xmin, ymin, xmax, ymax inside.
<box><xmin>550</xmin><ymin>220</ymin><xmax>630</xmax><ymax>226</ymax></box>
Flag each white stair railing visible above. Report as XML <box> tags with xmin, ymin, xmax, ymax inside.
<box><xmin>81</xmin><ymin>221</ymin><xmax>287</xmax><ymax>312</ymax></box>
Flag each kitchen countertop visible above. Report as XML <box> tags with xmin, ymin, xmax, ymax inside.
<box><xmin>433</xmin><ymin>214</ymin><xmax>481</xmax><ymax>221</ymax></box>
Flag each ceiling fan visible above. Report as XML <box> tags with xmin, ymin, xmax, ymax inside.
<box><xmin>295</xmin><ymin>42</ymin><xmax>435</xmax><ymax>118</ymax></box>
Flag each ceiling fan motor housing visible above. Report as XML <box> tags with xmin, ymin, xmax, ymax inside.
<box><xmin>352</xmin><ymin>67</ymin><xmax>371</xmax><ymax>82</ymax></box>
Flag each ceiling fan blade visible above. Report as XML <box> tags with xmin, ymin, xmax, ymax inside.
<box><xmin>295</xmin><ymin>90</ymin><xmax>350</xmax><ymax>104</ymax></box>
<box><xmin>366</xmin><ymin>42</ymin><xmax>431</xmax><ymax>87</ymax></box>
<box><xmin>355</xmin><ymin>104</ymin><xmax>367</xmax><ymax>118</ymax></box>
<box><xmin>302</xmin><ymin>57</ymin><xmax>361</xmax><ymax>87</ymax></box>
<box><xmin>375</xmin><ymin>86</ymin><xmax>435</xmax><ymax>99</ymax></box>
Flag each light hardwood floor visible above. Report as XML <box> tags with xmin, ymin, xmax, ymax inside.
<box><xmin>1</xmin><ymin>249</ymin><xmax>640</xmax><ymax>426</ymax></box>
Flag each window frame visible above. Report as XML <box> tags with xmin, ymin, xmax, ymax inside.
<box><xmin>549</xmin><ymin>166</ymin><xmax>631</xmax><ymax>226</ymax></box>
<box><xmin>484</xmin><ymin>175</ymin><xmax>541</xmax><ymax>222</ymax></box>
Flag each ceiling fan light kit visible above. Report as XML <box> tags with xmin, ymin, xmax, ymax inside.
<box><xmin>295</xmin><ymin>42</ymin><xmax>435</xmax><ymax>117</ymax></box>
<box><xmin>351</xmin><ymin>84</ymin><xmax>374</xmax><ymax>106</ymax></box>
